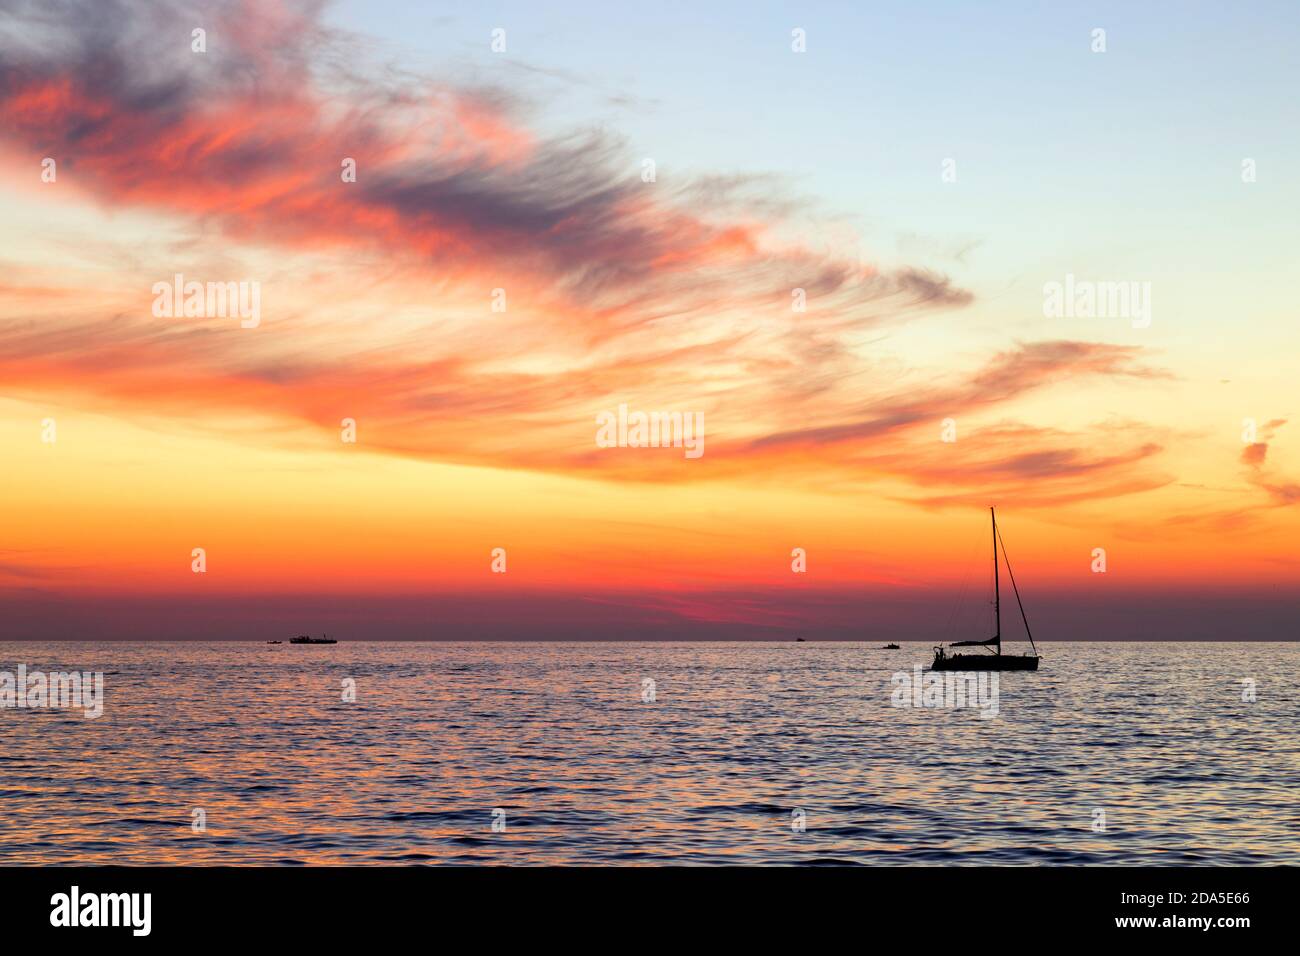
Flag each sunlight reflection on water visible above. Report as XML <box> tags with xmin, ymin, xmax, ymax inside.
<box><xmin>0</xmin><ymin>641</ymin><xmax>1294</xmax><ymax>865</ymax></box>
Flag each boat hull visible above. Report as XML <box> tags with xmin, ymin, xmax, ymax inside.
<box><xmin>930</xmin><ymin>654</ymin><xmax>1038</xmax><ymax>672</ymax></box>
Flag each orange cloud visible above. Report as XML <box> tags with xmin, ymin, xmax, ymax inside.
<box><xmin>0</xmin><ymin>1</ymin><xmax>1179</xmax><ymax>519</ymax></box>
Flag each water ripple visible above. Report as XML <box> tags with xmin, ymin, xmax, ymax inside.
<box><xmin>0</xmin><ymin>641</ymin><xmax>1294</xmax><ymax>865</ymax></box>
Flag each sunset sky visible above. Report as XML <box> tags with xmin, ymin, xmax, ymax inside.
<box><xmin>2</xmin><ymin>0</ymin><xmax>1298</xmax><ymax>640</ymax></box>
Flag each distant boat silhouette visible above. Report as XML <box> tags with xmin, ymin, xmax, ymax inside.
<box><xmin>795</xmin><ymin>637</ymin><xmax>806</xmax><ymax>642</ymax></box>
<box><xmin>290</xmin><ymin>634</ymin><xmax>337</xmax><ymax>645</ymax></box>
<box><xmin>931</xmin><ymin>507</ymin><xmax>1040</xmax><ymax>672</ymax></box>
<box><xmin>882</xmin><ymin>643</ymin><xmax>900</xmax><ymax>649</ymax></box>
<box><xmin>266</xmin><ymin>640</ymin><xmax>282</xmax><ymax>645</ymax></box>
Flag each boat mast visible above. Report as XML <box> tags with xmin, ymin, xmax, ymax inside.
<box><xmin>992</xmin><ymin>506</ymin><xmax>1000</xmax><ymax>653</ymax></box>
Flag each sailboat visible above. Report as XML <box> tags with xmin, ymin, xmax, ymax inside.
<box><xmin>930</xmin><ymin>507</ymin><xmax>1040</xmax><ymax>672</ymax></box>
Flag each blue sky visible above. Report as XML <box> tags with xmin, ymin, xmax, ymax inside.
<box><xmin>327</xmin><ymin>0</ymin><xmax>1300</xmax><ymax>338</ymax></box>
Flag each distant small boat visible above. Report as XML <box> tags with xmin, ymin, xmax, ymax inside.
<box><xmin>930</xmin><ymin>507</ymin><xmax>1040</xmax><ymax>672</ymax></box>
<box><xmin>795</xmin><ymin>638</ymin><xmax>806</xmax><ymax>642</ymax></box>
<box><xmin>882</xmin><ymin>643</ymin><xmax>900</xmax><ymax>649</ymax></box>
<box><xmin>290</xmin><ymin>634</ymin><xmax>337</xmax><ymax>645</ymax></box>
<box><xmin>266</xmin><ymin>641</ymin><xmax>282</xmax><ymax>645</ymax></box>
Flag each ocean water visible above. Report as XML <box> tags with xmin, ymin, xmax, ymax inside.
<box><xmin>0</xmin><ymin>641</ymin><xmax>1294</xmax><ymax>865</ymax></box>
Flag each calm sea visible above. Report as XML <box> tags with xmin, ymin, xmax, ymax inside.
<box><xmin>0</xmin><ymin>641</ymin><xmax>1294</xmax><ymax>865</ymax></box>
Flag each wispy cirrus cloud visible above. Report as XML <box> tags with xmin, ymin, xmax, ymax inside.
<box><xmin>1242</xmin><ymin>419</ymin><xmax>1300</xmax><ymax>505</ymax></box>
<box><xmin>747</xmin><ymin>340</ymin><xmax>1168</xmax><ymax>452</ymax></box>
<box><xmin>0</xmin><ymin>0</ymin><xmax>1174</xmax><ymax>509</ymax></box>
<box><xmin>0</xmin><ymin>0</ymin><xmax>921</xmax><ymax>317</ymax></box>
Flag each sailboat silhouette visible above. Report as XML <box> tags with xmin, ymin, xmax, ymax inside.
<box><xmin>930</xmin><ymin>507</ymin><xmax>1040</xmax><ymax>672</ymax></box>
